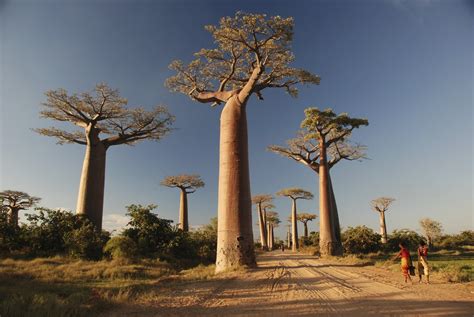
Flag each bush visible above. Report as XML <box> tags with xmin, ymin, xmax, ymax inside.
<box><xmin>342</xmin><ymin>226</ymin><xmax>381</xmax><ymax>254</ymax></box>
<box><xmin>104</xmin><ymin>236</ymin><xmax>138</xmax><ymax>262</ymax></box>
<box><xmin>437</xmin><ymin>231</ymin><xmax>474</xmax><ymax>250</ymax></box>
<box><xmin>386</xmin><ymin>229</ymin><xmax>423</xmax><ymax>252</ymax></box>
<box><xmin>64</xmin><ymin>222</ymin><xmax>109</xmax><ymax>260</ymax></box>
<box><xmin>438</xmin><ymin>264</ymin><xmax>471</xmax><ymax>282</ymax></box>
<box><xmin>0</xmin><ymin>210</ymin><xmax>23</xmax><ymax>252</ymax></box>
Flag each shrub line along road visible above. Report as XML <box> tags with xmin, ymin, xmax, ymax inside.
<box><xmin>104</xmin><ymin>252</ymin><xmax>474</xmax><ymax>317</ymax></box>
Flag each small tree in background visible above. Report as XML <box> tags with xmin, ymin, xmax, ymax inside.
<box><xmin>35</xmin><ymin>84</ymin><xmax>174</xmax><ymax>230</ymax></box>
<box><xmin>161</xmin><ymin>174</ymin><xmax>205</xmax><ymax>231</ymax></box>
<box><xmin>297</xmin><ymin>212</ymin><xmax>317</xmax><ymax>238</ymax></box>
<box><xmin>277</xmin><ymin>188</ymin><xmax>313</xmax><ymax>251</ymax></box>
<box><xmin>419</xmin><ymin>218</ymin><xmax>443</xmax><ymax>247</ymax></box>
<box><xmin>0</xmin><ymin>190</ymin><xmax>41</xmax><ymax>226</ymax></box>
<box><xmin>371</xmin><ymin>197</ymin><xmax>395</xmax><ymax>244</ymax></box>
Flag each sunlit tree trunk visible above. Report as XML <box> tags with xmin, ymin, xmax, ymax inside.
<box><xmin>215</xmin><ymin>96</ymin><xmax>256</xmax><ymax>272</ymax></box>
<box><xmin>287</xmin><ymin>227</ymin><xmax>291</xmax><ymax>248</ymax></box>
<box><xmin>179</xmin><ymin>188</ymin><xmax>189</xmax><ymax>231</ymax></box>
<box><xmin>76</xmin><ymin>127</ymin><xmax>107</xmax><ymax>230</ymax></box>
<box><xmin>319</xmin><ymin>141</ymin><xmax>341</xmax><ymax>256</ymax></box>
<box><xmin>379</xmin><ymin>211</ymin><xmax>388</xmax><ymax>244</ymax></box>
<box><xmin>291</xmin><ymin>199</ymin><xmax>299</xmax><ymax>251</ymax></box>
<box><xmin>8</xmin><ymin>208</ymin><xmax>20</xmax><ymax>227</ymax></box>
<box><xmin>303</xmin><ymin>221</ymin><xmax>309</xmax><ymax>238</ymax></box>
<box><xmin>257</xmin><ymin>204</ymin><xmax>268</xmax><ymax>250</ymax></box>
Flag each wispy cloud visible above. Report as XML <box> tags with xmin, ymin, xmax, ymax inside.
<box><xmin>103</xmin><ymin>213</ymin><xmax>129</xmax><ymax>234</ymax></box>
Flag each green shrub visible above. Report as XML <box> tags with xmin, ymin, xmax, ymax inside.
<box><xmin>103</xmin><ymin>236</ymin><xmax>138</xmax><ymax>261</ymax></box>
<box><xmin>342</xmin><ymin>226</ymin><xmax>381</xmax><ymax>254</ymax></box>
<box><xmin>64</xmin><ymin>222</ymin><xmax>109</xmax><ymax>260</ymax></box>
<box><xmin>438</xmin><ymin>264</ymin><xmax>471</xmax><ymax>282</ymax></box>
<box><xmin>386</xmin><ymin>229</ymin><xmax>423</xmax><ymax>252</ymax></box>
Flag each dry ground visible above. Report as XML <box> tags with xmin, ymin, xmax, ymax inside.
<box><xmin>103</xmin><ymin>252</ymin><xmax>474</xmax><ymax>317</ymax></box>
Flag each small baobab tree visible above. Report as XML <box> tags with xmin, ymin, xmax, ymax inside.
<box><xmin>266</xmin><ymin>211</ymin><xmax>280</xmax><ymax>250</ymax></box>
<box><xmin>419</xmin><ymin>218</ymin><xmax>443</xmax><ymax>247</ymax></box>
<box><xmin>166</xmin><ymin>12</ymin><xmax>320</xmax><ymax>272</ymax></box>
<box><xmin>297</xmin><ymin>212</ymin><xmax>317</xmax><ymax>238</ymax></box>
<box><xmin>0</xmin><ymin>190</ymin><xmax>41</xmax><ymax>226</ymax></box>
<box><xmin>277</xmin><ymin>188</ymin><xmax>313</xmax><ymax>251</ymax></box>
<box><xmin>270</xmin><ymin>108</ymin><xmax>368</xmax><ymax>256</ymax></box>
<box><xmin>252</xmin><ymin>194</ymin><xmax>273</xmax><ymax>250</ymax></box>
<box><xmin>35</xmin><ymin>84</ymin><xmax>174</xmax><ymax>230</ymax></box>
<box><xmin>161</xmin><ymin>174</ymin><xmax>205</xmax><ymax>231</ymax></box>
<box><xmin>371</xmin><ymin>197</ymin><xmax>395</xmax><ymax>244</ymax></box>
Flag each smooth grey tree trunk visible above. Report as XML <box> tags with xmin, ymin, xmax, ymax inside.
<box><xmin>179</xmin><ymin>189</ymin><xmax>189</xmax><ymax>231</ymax></box>
<box><xmin>287</xmin><ymin>227</ymin><xmax>291</xmax><ymax>248</ymax></box>
<box><xmin>76</xmin><ymin>130</ymin><xmax>107</xmax><ymax>230</ymax></box>
<box><xmin>379</xmin><ymin>211</ymin><xmax>388</xmax><ymax>243</ymax></box>
<box><xmin>8</xmin><ymin>208</ymin><xmax>19</xmax><ymax>227</ymax></box>
<box><xmin>257</xmin><ymin>204</ymin><xmax>268</xmax><ymax>250</ymax></box>
<box><xmin>215</xmin><ymin>96</ymin><xmax>256</xmax><ymax>272</ymax></box>
<box><xmin>291</xmin><ymin>199</ymin><xmax>299</xmax><ymax>251</ymax></box>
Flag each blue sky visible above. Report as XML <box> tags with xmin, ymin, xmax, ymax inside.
<box><xmin>0</xmin><ymin>0</ymin><xmax>472</xmax><ymax>239</ymax></box>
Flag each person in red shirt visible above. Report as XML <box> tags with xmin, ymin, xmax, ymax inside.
<box><xmin>393</xmin><ymin>242</ymin><xmax>413</xmax><ymax>283</ymax></box>
<box><xmin>417</xmin><ymin>240</ymin><xmax>430</xmax><ymax>284</ymax></box>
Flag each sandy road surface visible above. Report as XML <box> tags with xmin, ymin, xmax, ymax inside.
<box><xmin>106</xmin><ymin>252</ymin><xmax>474</xmax><ymax>317</ymax></box>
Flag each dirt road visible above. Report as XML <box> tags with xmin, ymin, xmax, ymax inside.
<box><xmin>108</xmin><ymin>252</ymin><xmax>474</xmax><ymax>316</ymax></box>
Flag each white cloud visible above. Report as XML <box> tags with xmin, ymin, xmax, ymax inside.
<box><xmin>103</xmin><ymin>213</ymin><xmax>129</xmax><ymax>234</ymax></box>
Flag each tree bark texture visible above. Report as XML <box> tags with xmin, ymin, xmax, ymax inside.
<box><xmin>318</xmin><ymin>142</ymin><xmax>342</xmax><ymax>256</ymax></box>
<box><xmin>76</xmin><ymin>128</ymin><xmax>107</xmax><ymax>230</ymax></box>
<box><xmin>287</xmin><ymin>228</ymin><xmax>291</xmax><ymax>248</ymax></box>
<box><xmin>8</xmin><ymin>208</ymin><xmax>19</xmax><ymax>227</ymax></box>
<box><xmin>291</xmin><ymin>198</ymin><xmax>299</xmax><ymax>251</ymax></box>
<box><xmin>327</xmin><ymin>173</ymin><xmax>342</xmax><ymax>244</ymax></box>
<box><xmin>379</xmin><ymin>211</ymin><xmax>388</xmax><ymax>243</ymax></box>
<box><xmin>215</xmin><ymin>96</ymin><xmax>256</xmax><ymax>272</ymax></box>
<box><xmin>303</xmin><ymin>222</ymin><xmax>309</xmax><ymax>238</ymax></box>
<box><xmin>257</xmin><ymin>204</ymin><xmax>268</xmax><ymax>250</ymax></box>
<box><xmin>179</xmin><ymin>188</ymin><xmax>189</xmax><ymax>231</ymax></box>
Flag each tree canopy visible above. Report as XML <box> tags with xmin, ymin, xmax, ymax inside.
<box><xmin>266</xmin><ymin>211</ymin><xmax>280</xmax><ymax>226</ymax></box>
<box><xmin>0</xmin><ymin>190</ymin><xmax>41</xmax><ymax>211</ymax></box>
<box><xmin>276</xmin><ymin>188</ymin><xmax>313</xmax><ymax>200</ymax></box>
<box><xmin>35</xmin><ymin>84</ymin><xmax>174</xmax><ymax>146</ymax></box>
<box><xmin>166</xmin><ymin>12</ymin><xmax>320</xmax><ymax>106</ymax></box>
<box><xmin>161</xmin><ymin>174</ymin><xmax>205</xmax><ymax>193</ymax></box>
<box><xmin>419</xmin><ymin>218</ymin><xmax>443</xmax><ymax>244</ymax></box>
<box><xmin>251</xmin><ymin>194</ymin><xmax>273</xmax><ymax>205</ymax></box>
<box><xmin>371</xmin><ymin>197</ymin><xmax>396</xmax><ymax>213</ymax></box>
<box><xmin>297</xmin><ymin>212</ymin><xmax>317</xmax><ymax>224</ymax></box>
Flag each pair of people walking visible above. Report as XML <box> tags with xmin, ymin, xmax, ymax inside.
<box><xmin>393</xmin><ymin>240</ymin><xmax>430</xmax><ymax>284</ymax></box>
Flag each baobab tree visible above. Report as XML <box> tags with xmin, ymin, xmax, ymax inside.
<box><xmin>166</xmin><ymin>12</ymin><xmax>320</xmax><ymax>272</ymax></box>
<box><xmin>35</xmin><ymin>84</ymin><xmax>174</xmax><ymax>230</ymax></box>
<box><xmin>286</xmin><ymin>223</ymin><xmax>291</xmax><ymax>248</ymax></box>
<box><xmin>252</xmin><ymin>194</ymin><xmax>273</xmax><ymax>250</ymax></box>
<box><xmin>161</xmin><ymin>174</ymin><xmax>205</xmax><ymax>231</ymax></box>
<box><xmin>0</xmin><ymin>190</ymin><xmax>41</xmax><ymax>226</ymax></box>
<box><xmin>266</xmin><ymin>211</ymin><xmax>280</xmax><ymax>250</ymax></box>
<box><xmin>297</xmin><ymin>212</ymin><xmax>317</xmax><ymax>238</ymax></box>
<box><xmin>270</xmin><ymin>108</ymin><xmax>368</xmax><ymax>256</ymax></box>
<box><xmin>371</xmin><ymin>197</ymin><xmax>395</xmax><ymax>244</ymax></box>
<box><xmin>277</xmin><ymin>188</ymin><xmax>313</xmax><ymax>251</ymax></box>
<box><xmin>419</xmin><ymin>218</ymin><xmax>443</xmax><ymax>247</ymax></box>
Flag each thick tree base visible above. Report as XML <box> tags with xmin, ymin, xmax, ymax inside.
<box><xmin>215</xmin><ymin>242</ymin><xmax>256</xmax><ymax>273</ymax></box>
<box><xmin>319</xmin><ymin>240</ymin><xmax>344</xmax><ymax>257</ymax></box>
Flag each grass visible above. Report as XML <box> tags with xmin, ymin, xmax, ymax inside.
<box><xmin>0</xmin><ymin>256</ymin><xmax>212</xmax><ymax>317</ymax></box>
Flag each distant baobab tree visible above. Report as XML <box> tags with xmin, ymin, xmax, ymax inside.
<box><xmin>266</xmin><ymin>211</ymin><xmax>280</xmax><ymax>250</ymax></box>
<box><xmin>297</xmin><ymin>212</ymin><xmax>317</xmax><ymax>238</ymax></box>
<box><xmin>252</xmin><ymin>194</ymin><xmax>273</xmax><ymax>250</ymax></box>
<box><xmin>166</xmin><ymin>12</ymin><xmax>320</xmax><ymax>272</ymax></box>
<box><xmin>419</xmin><ymin>217</ymin><xmax>443</xmax><ymax>247</ymax></box>
<box><xmin>35</xmin><ymin>84</ymin><xmax>174</xmax><ymax>230</ymax></box>
<box><xmin>286</xmin><ymin>223</ymin><xmax>291</xmax><ymax>248</ymax></box>
<box><xmin>0</xmin><ymin>190</ymin><xmax>41</xmax><ymax>226</ymax></box>
<box><xmin>371</xmin><ymin>197</ymin><xmax>395</xmax><ymax>244</ymax></box>
<box><xmin>161</xmin><ymin>174</ymin><xmax>205</xmax><ymax>231</ymax></box>
<box><xmin>277</xmin><ymin>188</ymin><xmax>313</xmax><ymax>251</ymax></box>
<box><xmin>270</xmin><ymin>108</ymin><xmax>368</xmax><ymax>256</ymax></box>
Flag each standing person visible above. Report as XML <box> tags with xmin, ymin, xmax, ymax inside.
<box><xmin>393</xmin><ymin>242</ymin><xmax>413</xmax><ymax>283</ymax></box>
<box><xmin>417</xmin><ymin>240</ymin><xmax>430</xmax><ymax>284</ymax></box>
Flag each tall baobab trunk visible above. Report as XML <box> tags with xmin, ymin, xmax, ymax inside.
<box><xmin>287</xmin><ymin>227</ymin><xmax>291</xmax><ymax>248</ymax></box>
<box><xmin>379</xmin><ymin>211</ymin><xmax>388</xmax><ymax>243</ymax></box>
<box><xmin>303</xmin><ymin>221</ymin><xmax>309</xmax><ymax>238</ymax></box>
<box><xmin>215</xmin><ymin>96</ymin><xmax>256</xmax><ymax>272</ymax></box>
<box><xmin>319</xmin><ymin>142</ymin><xmax>342</xmax><ymax>256</ymax></box>
<box><xmin>291</xmin><ymin>199</ymin><xmax>299</xmax><ymax>251</ymax></box>
<box><xmin>257</xmin><ymin>204</ymin><xmax>268</xmax><ymax>250</ymax></box>
<box><xmin>8</xmin><ymin>208</ymin><xmax>19</xmax><ymax>227</ymax></box>
<box><xmin>179</xmin><ymin>188</ymin><xmax>189</xmax><ymax>231</ymax></box>
<box><xmin>267</xmin><ymin>223</ymin><xmax>274</xmax><ymax>250</ymax></box>
<box><xmin>328</xmin><ymin>170</ymin><xmax>343</xmax><ymax>254</ymax></box>
<box><xmin>76</xmin><ymin>127</ymin><xmax>107</xmax><ymax>230</ymax></box>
